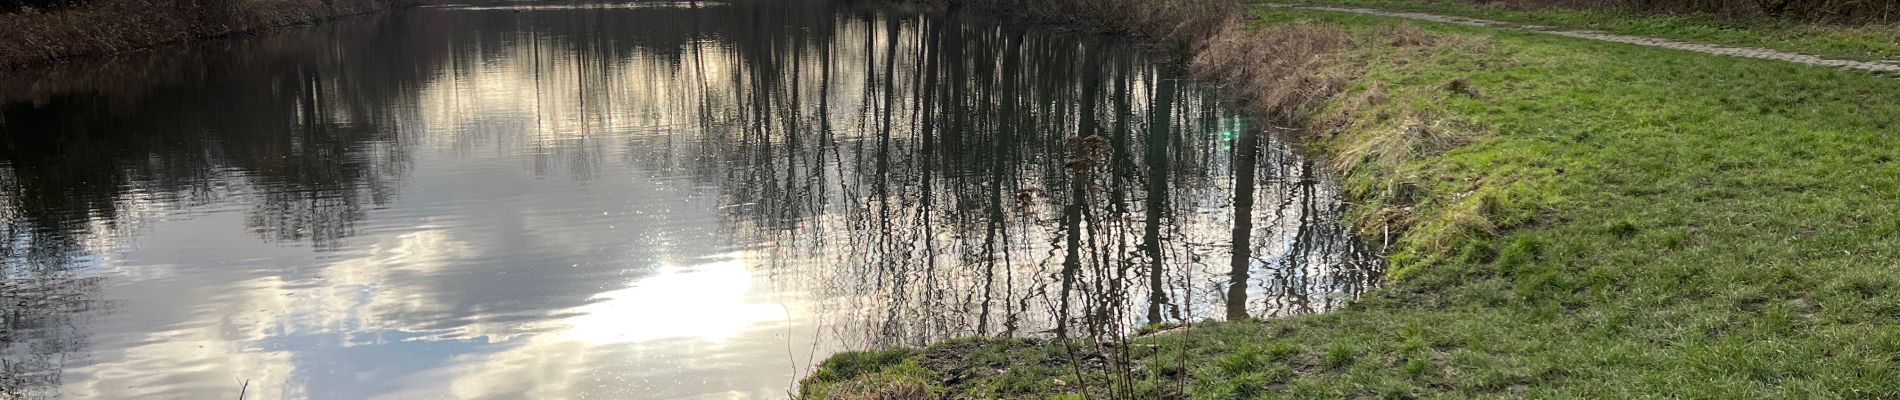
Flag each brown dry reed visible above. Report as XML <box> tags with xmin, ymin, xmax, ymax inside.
<box><xmin>1191</xmin><ymin>22</ymin><xmax>1356</xmax><ymax>126</ymax></box>
<box><xmin>943</xmin><ymin>0</ymin><xmax>1236</xmax><ymax>42</ymax></box>
<box><xmin>823</xmin><ymin>378</ymin><xmax>928</xmax><ymax>400</ymax></box>
<box><xmin>942</xmin><ymin>0</ymin><xmax>1369</xmax><ymax>128</ymax></box>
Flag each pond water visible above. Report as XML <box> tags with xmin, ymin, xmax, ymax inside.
<box><xmin>0</xmin><ymin>1</ymin><xmax>1381</xmax><ymax>398</ymax></box>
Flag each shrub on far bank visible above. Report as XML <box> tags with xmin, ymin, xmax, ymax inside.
<box><xmin>0</xmin><ymin>0</ymin><xmax>409</xmax><ymax>66</ymax></box>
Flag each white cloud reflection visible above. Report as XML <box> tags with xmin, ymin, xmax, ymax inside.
<box><xmin>559</xmin><ymin>259</ymin><xmax>788</xmax><ymax>344</ymax></box>
<box><xmin>374</xmin><ymin>256</ymin><xmax>816</xmax><ymax>400</ymax></box>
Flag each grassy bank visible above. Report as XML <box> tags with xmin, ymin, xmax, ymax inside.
<box><xmin>1284</xmin><ymin>0</ymin><xmax>1900</xmax><ymax>61</ymax></box>
<box><xmin>0</xmin><ymin>0</ymin><xmax>409</xmax><ymax>67</ymax></box>
<box><xmin>803</xmin><ymin>2</ymin><xmax>1900</xmax><ymax>399</ymax></box>
<box><xmin>1297</xmin><ymin>0</ymin><xmax>1900</xmax><ymax>24</ymax></box>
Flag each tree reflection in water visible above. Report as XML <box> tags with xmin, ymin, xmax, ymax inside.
<box><xmin>667</xmin><ymin>3</ymin><xmax>1388</xmax><ymax>346</ymax></box>
<box><xmin>0</xmin><ymin>1</ymin><xmax>1381</xmax><ymax>396</ymax></box>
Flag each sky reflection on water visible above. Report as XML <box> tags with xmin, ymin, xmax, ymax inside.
<box><xmin>0</xmin><ymin>1</ymin><xmax>1380</xmax><ymax>398</ymax></box>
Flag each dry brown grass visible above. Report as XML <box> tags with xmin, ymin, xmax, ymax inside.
<box><xmin>942</xmin><ymin>0</ymin><xmax>1435</xmax><ymax>135</ymax></box>
<box><xmin>820</xmin><ymin>378</ymin><xmax>929</xmax><ymax>400</ymax></box>
<box><xmin>1171</xmin><ymin>7</ymin><xmax>1492</xmax><ymax>247</ymax></box>
<box><xmin>945</xmin><ymin>0</ymin><xmax>1492</xmax><ymax>259</ymax></box>
<box><xmin>1331</xmin><ymin>106</ymin><xmax>1487</xmax><ymax>237</ymax></box>
<box><xmin>1333</xmin><ymin>112</ymin><xmax>1477</xmax><ymax>175</ymax></box>
<box><xmin>1416</xmin><ymin>188</ymin><xmax>1501</xmax><ymax>250</ymax></box>
<box><xmin>941</xmin><ymin>0</ymin><xmax>1374</xmax><ymax>130</ymax></box>
<box><xmin>944</xmin><ymin>0</ymin><xmax>1235</xmax><ymax>42</ymax></box>
<box><xmin>1191</xmin><ymin>21</ymin><xmax>1356</xmax><ymax>125</ymax></box>
<box><xmin>1382</xmin><ymin>22</ymin><xmax>1437</xmax><ymax>47</ymax></box>
<box><xmin>0</xmin><ymin>0</ymin><xmax>404</xmax><ymax>66</ymax></box>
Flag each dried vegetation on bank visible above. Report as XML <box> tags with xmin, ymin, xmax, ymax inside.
<box><xmin>0</xmin><ymin>0</ymin><xmax>407</xmax><ymax>66</ymax></box>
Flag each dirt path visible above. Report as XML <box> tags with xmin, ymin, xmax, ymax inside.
<box><xmin>1270</xmin><ymin>4</ymin><xmax>1900</xmax><ymax>75</ymax></box>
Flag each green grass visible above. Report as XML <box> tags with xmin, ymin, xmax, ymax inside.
<box><xmin>805</xmin><ymin>4</ymin><xmax>1900</xmax><ymax>398</ymax></box>
<box><xmin>799</xmin><ymin>347</ymin><xmax>941</xmax><ymax>399</ymax></box>
<box><xmin>1278</xmin><ymin>0</ymin><xmax>1900</xmax><ymax>61</ymax></box>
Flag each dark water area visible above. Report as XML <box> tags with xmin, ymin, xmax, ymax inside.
<box><xmin>0</xmin><ymin>1</ymin><xmax>1381</xmax><ymax>398</ymax></box>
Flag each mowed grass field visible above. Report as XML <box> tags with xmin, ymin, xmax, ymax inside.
<box><xmin>1285</xmin><ymin>0</ymin><xmax>1900</xmax><ymax>61</ymax></box>
<box><xmin>803</xmin><ymin>4</ymin><xmax>1900</xmax><ymax>399</ymax></box>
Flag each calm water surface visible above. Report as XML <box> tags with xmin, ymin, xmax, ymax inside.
<box><xmin>0</xmin><ymin>1</ymin><xmax>1381</xmax><ymax>398</ymax></box>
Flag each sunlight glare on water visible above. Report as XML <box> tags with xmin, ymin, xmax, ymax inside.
<box><xmin>0</xmin><ymin>0</ymin><xmax>1380</xmax><ymax>398</ymax></box>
